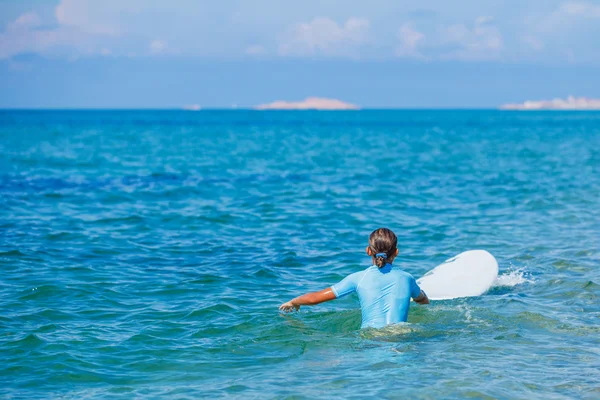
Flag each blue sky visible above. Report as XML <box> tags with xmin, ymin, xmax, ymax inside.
<box><xmin>0</xmin><ymin>0</ymin><xmax>599</xmax><ymax>108</ymax></box>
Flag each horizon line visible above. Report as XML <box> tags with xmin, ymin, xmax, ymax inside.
<box><xmin>1</xmin><ymin>107</ymin><xmax>498</xmax><ymax>111</ymax></box>
<box><xmin>1</xmin><ymin>107</ymin><xmax>600</xmax><ymax>112</ymax></box>
<box><xmin>0</xmin><ymin>106</ymin><xmax>600</xmax><ymax>113</ymax></box>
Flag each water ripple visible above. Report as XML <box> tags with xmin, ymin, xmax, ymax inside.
<box><xmin>1</xmin><ymin>110</ymin><xmax>599</xmax><ymax>398</ymax></box>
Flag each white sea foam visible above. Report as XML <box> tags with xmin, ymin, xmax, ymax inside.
<box><xmin>493</xmin><ymin>265</ymin><xmax>533</xmax><ymax>287</ymax></box>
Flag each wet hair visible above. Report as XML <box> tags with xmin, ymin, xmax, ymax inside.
<box><xmin>368</xmin><ymin>228</ymin><xmax>398</xmax><ymax>268</ymax></box>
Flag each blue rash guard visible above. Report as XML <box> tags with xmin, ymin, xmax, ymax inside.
<box><xmin>331</xmin><ymin>263</ymin><xmax>422</xmax><ymax>329</ymax></box>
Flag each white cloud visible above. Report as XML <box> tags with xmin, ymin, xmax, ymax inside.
<box><xmin>474</xmin><ymin>19</ymin><xmax>502</xmax><ymax>50</ymax></box>
<box><xmin>441</xmin><ymin>16</ymin><xmax>503</xmax><ymax>60</ymax></box>
<box><xmin>279</xmin><ymin>17</ymin><xmax>370</xmax><ymax>57</ymax></box>
<box><xmin>0</xmin><ymin>1</ymin><xmax>125</xmax><ymax>59</ymax></box>
<box><xmin>475</xmin><ymin>16</ymin><xmax>495</xmax><ymax>26</ymax></box>
<box><xmin>150</xmin><ymin>39</ymin><xmax>167</xmax><ymax>54</ymax></box>
<box><xmin>393</xmin><ymin>16</ymin><xmax>504</xmax><ymax>61</ymax></box>
<box><xmin>535</xmin><ymin>2</ymin><xmax>600</xmax><ymax>33</ymax></box>
<box><xmin>13</xmin><ymin>12</ymin><xmax>42</xmax><ymax>29</ymax></box>
<box><xmin>0</xmin><ymin>2</ymin><xmax>597</xmax><ymax>64</ymax></box>
<box><xmin>55</xmin><ymin>0</ymin><xmax>120</xmax><ymax>36</ymax></box>
<box><xmin>0</xmin><ymin>12</ymin><xmax>77</xmax><ymax>59</ymax></box>
<box><xmin>523</xmin><ymin>2</ymin><xmax>600</xmax><ymax>63</ymax></box>
<box><xmin>396</xmin><ymin>23</ymin><xmax>425</xmax><ymax>58</ymax></box>
<box><xmin>559</xmin><ymin>2</ymin><xmax>600</xmax><ymax>18</ymax></box>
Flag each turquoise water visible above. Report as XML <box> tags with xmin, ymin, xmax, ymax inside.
<box><xmin>1</xmin><ymin>110</ymin><xmax>599</xmax><ymax>399</ymax></box>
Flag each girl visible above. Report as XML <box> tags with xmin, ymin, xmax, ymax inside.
<box><xmin>279</xmin><ymin>228</ymin><xmax>429</xmax><ymax>329</ymax></box>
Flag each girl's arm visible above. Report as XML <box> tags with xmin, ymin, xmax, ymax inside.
<box><xmin>279</xmin><ymin>288</ymin><xmax>336</xmax><ymax>312</ymax></box>
<box><xmin>413</xmin><ymin>290</ymin><xmax>430</xmax><ymax>304</ymax></box>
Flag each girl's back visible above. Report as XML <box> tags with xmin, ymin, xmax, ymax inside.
<box><xmin>332</xmin><ymin>264</ymin><xmax>421</xmax><ymax>328</ymax></box>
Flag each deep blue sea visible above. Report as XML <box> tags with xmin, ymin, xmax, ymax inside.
<box><xmin>1</xmin><ymin>110</ymin><xmax>599</xmax><ymax>399</ymax></box>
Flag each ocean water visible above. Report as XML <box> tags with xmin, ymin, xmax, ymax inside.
<box><xmin>1</xmin><ymin>110</ymin><xmax>599</xmax><ymax>399</ymax></box>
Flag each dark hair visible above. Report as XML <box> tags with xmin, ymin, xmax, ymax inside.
<box><xmin>369</xmin><ymin>228</ymin><xmax>398</xmax><ymax>268</ymax></box>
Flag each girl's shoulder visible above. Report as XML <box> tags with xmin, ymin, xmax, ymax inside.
<box><xmin>391</xmin><ymin>265</ymin><xmax>416</xmax><ymax>278</ymax></box>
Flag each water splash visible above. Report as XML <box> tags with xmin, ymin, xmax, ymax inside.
<box><xmin>493</xmin><ymin>265</ymin><xmax>533</xmax><ymax>287</ymax></box>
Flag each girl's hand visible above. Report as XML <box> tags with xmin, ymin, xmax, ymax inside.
<box><xmin>278</xmin><ymin>289</ymin><xmax>335</xmax><ymax>313</ymax></box>
<box><xmin>279</xmin><ymin>301</ymin><xmax>300</xmax><ymax>313</ymax></box>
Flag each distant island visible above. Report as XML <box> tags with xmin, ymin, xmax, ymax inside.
<box><xmin>255</xmin><ymin>97</ymin><xmax>360</xmax><ymax>110</ymax></box>
<box><xmin>182</xmin><ymin>104</ymin><xmax>201</xmax><ymax>111</ymax></box>
<box><xmin>500</xmin><ymin>96</ymin><xmax>600</xmax><ymax>110</ymax></box>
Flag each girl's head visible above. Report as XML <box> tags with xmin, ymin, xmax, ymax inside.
<box><xmin>367</xmin><ymin>228</ymin><xmax>398</xmax><ymax>268</ymax></box>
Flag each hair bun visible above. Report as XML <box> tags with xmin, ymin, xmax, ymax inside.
<box><xmin>375</xmin><ymin>254</ymin><xmax>387</xmax><ymax>268</ymax></box>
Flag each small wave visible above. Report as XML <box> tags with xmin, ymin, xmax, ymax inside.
<box><xmin>493</xmin><ymin>265</ymin><xmax>533</xmax><ymax>287</ymax></box>
<box><xmin>361</xmin><ymin>323</ymin><xmax>421</xmax><ymax>340</ymax></box>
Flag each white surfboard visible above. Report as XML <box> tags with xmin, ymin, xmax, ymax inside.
<box><xmin>417</xmin><ymin>250</ymin><xmax>498</xmax><ymax>300</ymax></box>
